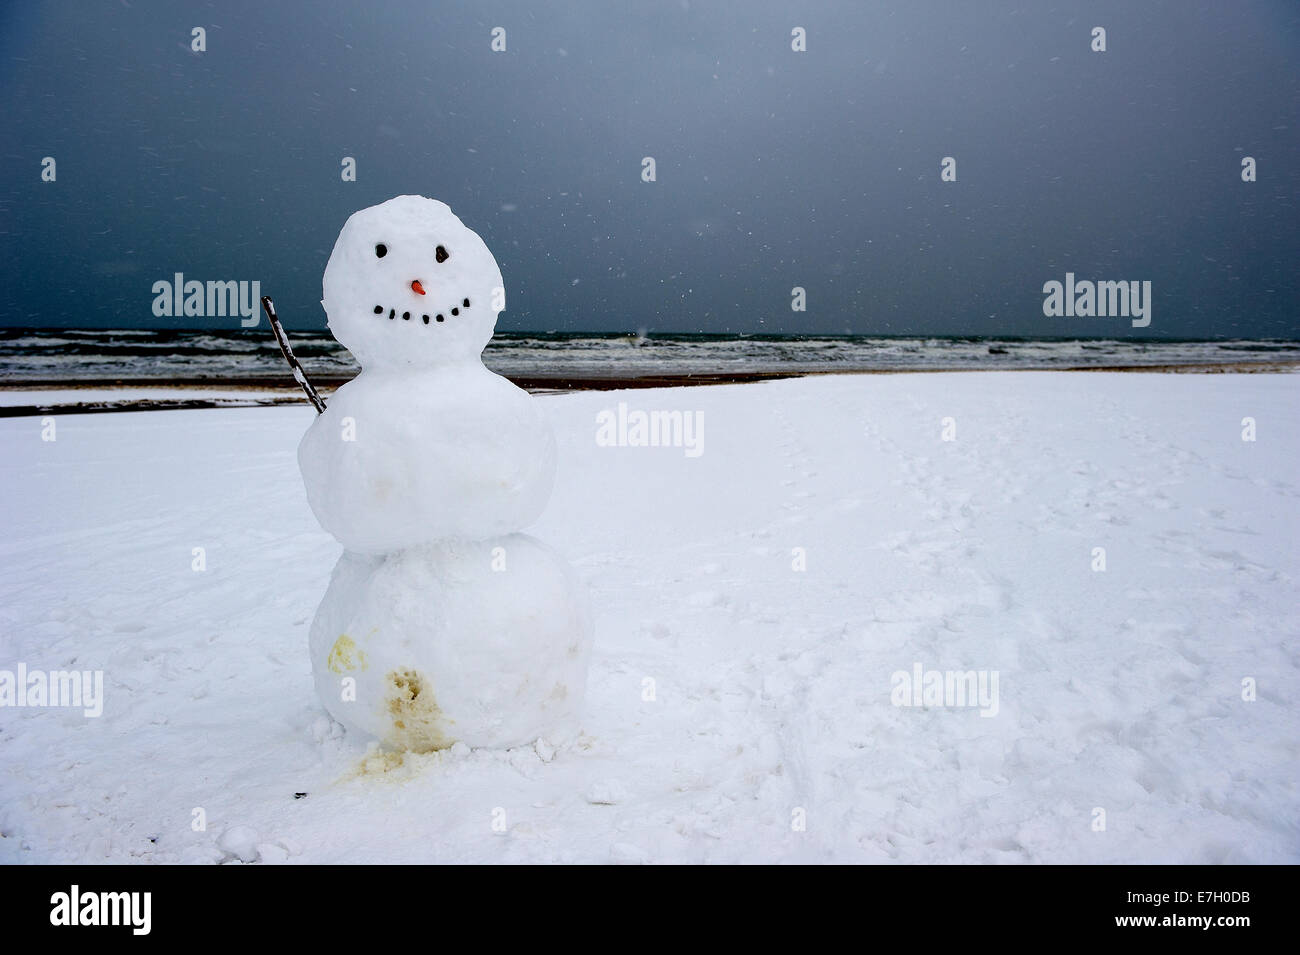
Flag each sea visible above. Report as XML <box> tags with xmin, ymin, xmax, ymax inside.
<box><xmin>1</xmin><ymin>329</ymin><xmax>1297</xmax><ymax>386</ymax></box>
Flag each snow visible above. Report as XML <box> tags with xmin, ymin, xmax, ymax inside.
<box><xmin>215</xmin><ymin>825</ymin><xmax>261</xmax><ymax>864</ymax></box>
<box><xmin>1</xmin><ymin>371</ymin><xmax>1297</xmax><ymax>863</ymax></box>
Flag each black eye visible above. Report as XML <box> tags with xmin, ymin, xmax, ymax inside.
<box><xmin>435</xmin><ymin>245</ymin><xmax>448</xmax><ymax>263</ymax></box>
<box><xmin>375</xmin><ymin>244</ymin><xmax>387</xmax><ymax>258</ymax></box>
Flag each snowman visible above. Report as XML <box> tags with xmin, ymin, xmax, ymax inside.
<box><xmin>293</xmin><ymin>195</ymin><xmax>592</xmax><ymax>752</ymax></box>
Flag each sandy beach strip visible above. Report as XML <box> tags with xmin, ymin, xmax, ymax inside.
<box><xmin>1</xmin><ymin>360</ymin><xmax>1295</xmax><ymax>417</ymax></box>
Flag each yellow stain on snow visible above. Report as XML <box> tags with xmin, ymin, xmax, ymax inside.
<box><xmin>384</xmin><ymin>669</ymin><xmax>454</xmax><ymax>753</ymax></box>
<box><xmin>327</xmin><ymin>634</ymin><xmax>368</xmax><ymax>674</ymax></box>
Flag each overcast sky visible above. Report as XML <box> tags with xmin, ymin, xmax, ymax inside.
<box><xmin>1</xmin><ymin>0</ymin><xmax>1296</xmax><ymax>337</ymax></box>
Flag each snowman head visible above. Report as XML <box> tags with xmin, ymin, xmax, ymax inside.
<box><xmin>322</xmin><ymin>195</ymin><xmax>503</xmax><ymax>369</ymax></box>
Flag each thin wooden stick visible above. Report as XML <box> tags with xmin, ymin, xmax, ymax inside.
<box><xmin>262</xmin><ymin>295</ymin><xmax>327</xmax><ymax>414</ymax></box>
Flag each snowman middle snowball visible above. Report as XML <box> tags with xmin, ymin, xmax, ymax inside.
<box><xmin>298</xmin><ymin>195</ymin><xmax>591</xmax><ymax>752</ymax></box>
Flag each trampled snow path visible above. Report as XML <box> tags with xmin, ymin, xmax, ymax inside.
<box><xmin>1</xmin><ymin>372</ymin><xmax>1297</xmax><ymax>863</ymax></box>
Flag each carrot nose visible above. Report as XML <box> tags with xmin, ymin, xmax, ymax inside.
<box><xmin>411</xmin><ymin>279</ymin><xmax>426</xmax><ymax>295</ymax></box>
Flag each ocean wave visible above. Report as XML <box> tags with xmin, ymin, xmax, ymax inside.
<box><xmin>0</xmin><ymin>330</ymin><xmax>1296</xmax><ymax>382</ymax></box>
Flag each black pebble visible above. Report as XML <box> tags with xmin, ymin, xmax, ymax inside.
<box><xmin>451</xmin><ymin>307</ymin><xmax>459</xmax><ymax>316</ymax></box>
<box><xmin>402</xmin><ymin>311</ymin><xmax>410</xmax><ymax>320</ymax></box>
<box><xmin>389</xmin><ymin>309</ymin><xmax>395</xmax><ymax>319</ymax></box>
<box><xmin>463</xmin><ymin>298</ymin><xmax>470</xmax><ymax>308</ymax></box>
<box><xmin>373</xmin><ymin>305</ymin><xmax>382</xmax><ymax>314</ymax></box>
<box><xmin>435</xmin><ymin>245</ymin><xmax>448</xmax><ymax>263</ymax></box>
<box><xmin>294</xmin><ymin>792</ymin><xmax>308</xmax><ymax>800</ymax></box>
<box><xmin>436</xmin><ymin>314</ymin><xmax>444</xmax><ymax>322</ymax></box>
<box><xmin>422</xmin><ymin>314</ymin><xmax>430</xmax><ymax>324</ymax></box>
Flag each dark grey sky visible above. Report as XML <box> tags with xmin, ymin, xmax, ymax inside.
<box><xmin>1</xmin><ymin>0</ymin><xmax>1296</xmax><ymax>337</ymax></box>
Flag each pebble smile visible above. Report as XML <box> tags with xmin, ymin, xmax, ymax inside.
<box><xmin>371</xmin><ymin>297</ymin><xmax>471</xmax><ymax>325</ymax></box>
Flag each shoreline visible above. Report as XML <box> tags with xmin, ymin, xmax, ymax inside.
<box><xmin>1</xmin><ymin>360</ymin><xmax>1296</xmax><ymax>417</ymax></box>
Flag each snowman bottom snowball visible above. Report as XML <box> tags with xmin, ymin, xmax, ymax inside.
<box><xmin>309</xmin><ymin>536</ymin><xmax>593</xmax><ymax>752</ymax></box>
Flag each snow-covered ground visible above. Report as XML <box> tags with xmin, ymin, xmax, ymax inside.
<box><xmin>1</xmin><ymin>371</ymin><xmax>1297</xmax><ymax>864</ymax></box>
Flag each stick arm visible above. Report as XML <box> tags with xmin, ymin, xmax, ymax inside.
<box><xmin>262</xmin><ymin>295</ymin><xmax>327</xmax><ymax>415</ymax></box>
